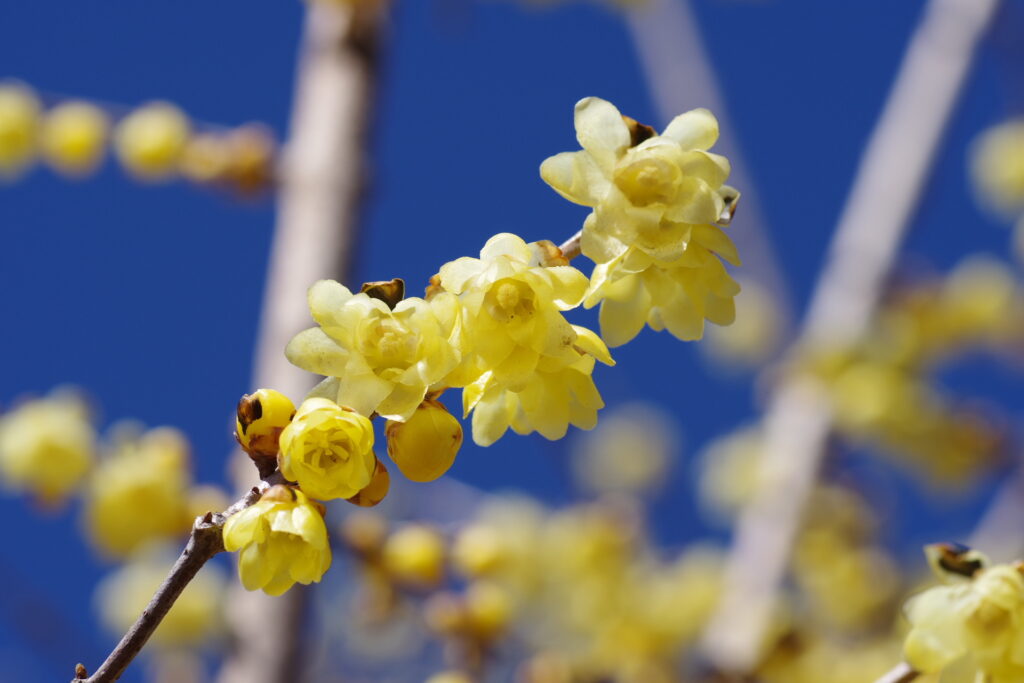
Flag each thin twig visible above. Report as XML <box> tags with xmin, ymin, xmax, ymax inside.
<box><xmin>558</xmin><ymin>230</ymin><xmax>583</xmax><ymax>261</ymax></box>
<box><xmin>700</xmin><ymin>0</ymin><xmax>1001</xmax><ymax>673</ymax></box>
<box><xmin>71</xmin><ymin>474</ymin><xmax>282</xmax><ymax>683</ymax></box>
<box><xmin>873</xmin><ymin>662</ymin><xmax>920</xmax><ymax>683</ymax></box>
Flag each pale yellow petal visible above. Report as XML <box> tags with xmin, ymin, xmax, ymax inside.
<box><xmin>662</xmin><ymin>108</ymin><xmax>719</xmax><ymax>150</ymax></box>
<box><xmin>574</xmin><ymin>97</ymin><xmax>630</xmax><ymax>169</ymax></box>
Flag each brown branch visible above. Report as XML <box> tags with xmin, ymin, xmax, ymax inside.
<box><xmin>558</xmin><ymin>230</ymin><xmax>583</xmax><ymax>262</ymax></box>
<box><xmin>71</xmin><ymin>473</ymin><xmax>283</xmax><ymax>683</ymax></box>
<box><xmin>873</xmin><ymin>662</ymin><xmax>919</xmax><ymax>683</ymax></box>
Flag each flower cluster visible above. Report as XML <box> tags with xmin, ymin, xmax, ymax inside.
<box><xmin>0</xmin><ymin>82</ymin><xmax>275</xmax><ymax>194</ymax></box>
<box><xmin>902</xmin><ymin>546</ymin><xmax>1024</xmax><ymax>681</ymax></box>
<box><xmin>541</xmin><ymin>97</ymin><xmax>741</xmax><ymax>345</ymax></box>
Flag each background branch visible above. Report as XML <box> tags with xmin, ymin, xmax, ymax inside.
<box><xmin>699</xmin><ymin>0</ymin><xmax>1001</xmax><ymax>673</ymax></box>
<box><xmin>874</xmin><ymin>662</ymin><xmax>920</xmax><ymax>683</ymax></box>
<box><xmin>219</xmin><ymin>3</ymin><xmax>387</xmax><ymax>683</ymax></box>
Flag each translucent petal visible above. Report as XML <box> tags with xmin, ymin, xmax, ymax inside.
<box><xmin>571</xmin><ymin>325</ymin><xmax>615</xmax><ymax>365</ymax></box>
<box><xmin>285</xmin><ymin>328</ymin><xmax>350</xmax><ymax>377</ymax></box>
<box><xmin>598</xmin><ymin>280</ymin><xmax>650</xmax><ymax>347</ymax></box>
<box><xmin>308</xmin><ymin>280</ymin><xmax>353</xmax><ymax>329</ymax></box>
<box><xmin>471</xmin><ymin>389</ymin><xmax>513</xmax><ymax>447</ymax></box>
<box><xmin>662</xmin><ymin>108</ymin><xmax>719</xmax><ymax>150</ymax></box>
<box><xmin>690</xmin><ymin>224</ymin><xmax>741</xmax><ymax>266</ymax></box>
<box><xmin>574</xmin><ymin>97</ymin><xmax>629</xmax><ymax>169</ymax></box>
<box><xmin>481</xmin><ymin>233</ymin><xmax>532</xmax><ymax>264</ymax></box>
<box><xmin>677</xmin><ymin>150</ymin><xmax>731</xmax><ymax>188</ymax></box>
<box><xmin>335</xmin><ymin>368</ymin><xmax>393</xmax><ymax>417</ymax></box>
<box><xmin>239</xmin><ymin>542</ymin><xmax>275</xmax><ymax>592</ymax></box>
<box><xmin>540</xmin><ymin>151</ymin><xmax>609</xmax><ymax>207</ymax></box>
<box><xmin>665</xmin><ymin>177</ymin><xmax>725</xmax><ymax>225</ymax></box>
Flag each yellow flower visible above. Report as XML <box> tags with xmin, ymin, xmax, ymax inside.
<box><xmin>383</xmin><ymin>523</ymin><xmax>446</xmax><ymax>588</ymax></box>
<box><xmin>437</xmin><ymin>233</ymin><xmax>613</xmax><ymax>445</ymax></box>
<box><xmin>971</xmin><ymin>118</ymin><xmax>1024</xmax><ymax>214</ymax></box>
<box><xmin>222</xmin><ymin>485</ymin><xmax>332</xmax><ymax>596</ymax></box>
<box><xmin>40</xmin><ymin>101</ymin><xmax>109</xmax><ymax>176</ymax></box>
<box><xmin>540</xmin><ymin>97</ymin><xmax>735</xmax><ymax>264</ymax></box>
<box><xmin>0</xmin><ymin>83</ymin><xmax>41</xmax><ymax>178</ymax></box>
<box><xmin>286</xmin><ymin>280</ymin><xmax>461</xmax><ymax>421</ymax></box>
<box><xmin>96</xmin><ymin>546</ymin><xmax>225</xmax><ymax>647</ymax></box>
<box><xmin>84</xmin><ymin>425</ymin><xmax>192</xmax><ymax>558</ymax></box>
<box><xmin>702</xmin><ymin>278</ymin><xmax>782</xmax><ymax>366</ymax></box>
<box><xmin>278</xmin><ymin>397</ymin><xmax>376</xmax><ymax>501</ymax></box>
<box><xmin>0</xmin><ymin>392</ymin><xmax>95</xmax><ymax>504</ymax></box>
<box><xmin>385</xmin><ymin>398</ymin><xmax>463</xmax><ymax>482</ymax></box>
<box><xmin>585</xmin><ymin>241</ymin><xmax>740</xmax><ymax>346</ymax></box>
<box><xmin>114</xmin><ymin>102</ymin><xmax>190</xmax><ymax>180</ymax></box>
<box><xmin>903</xmin><ymin>556</ymin><xmax>1024</xmax><ymax>679</ymax></box>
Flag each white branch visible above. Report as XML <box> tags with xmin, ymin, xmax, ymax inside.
<box><xmin>700</xmin><ymin>0</ymin><xmax>1001</xmax><ymax>672</ymax></box>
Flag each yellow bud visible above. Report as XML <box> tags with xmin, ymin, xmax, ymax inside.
<box><xmin>463</xmin><ymin>580</ymin><xmax>512</xmax><ymax>639</ymax></box>
<box><xmin>235</xmin><ymin>388</ymin><xmax>296</xmax><ymax>460</ymax></box>
<box><xmin>0</xmin><ymin>83</ymin><xmax>41</xmax><ymax>177</ymax></box>
<box><xmin>40</xmin><ymin>101</ymin><xmax>108</xmax><ymax>176</ymax></box>
<box><xmin>383</xmin><ymin>523</ymin><xmax>446</xmax><ymax>588</ymax></box>
<box><xmin>452</xmin><ymin>524</ymin><xmax>503</xmax><ymax>577</ymax></box>
<box><xmin>114</xmin><ymin>102</ymin><xmax>190</xmax><ymax>180</ymax></box>
<box><xmin>347</xmin><ymin>457</ymin><xmax>390</xmax><ymax>507</ymax></box>
<box><xmin>385</xmin><ymin>399</ymin><xmax>462</xmax><ymax>482</ymax></box>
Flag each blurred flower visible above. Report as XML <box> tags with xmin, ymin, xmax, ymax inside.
<box><xmin>96</xmin><ymin>546</ymin><xmax>225</xmax><ymax>647</ymax></box>
<box><xmin>385</xmin><ymin>398</ymin><xmax>462</xmax><ymax>482</ymax></box>
<box><xmin>278</xmin><ymin>397</ymin><xmax>376</xmax><ymax>501</ymax></box>
<box><xmin>0</xmin><ymin>391</ymin><xmax>95</xmax><ymax>504</ymax></box>
<box><xmin>696</xmin><ymin>424</ymin><xmax>762</xmax><ymax>523</ymax></box>
<box><xmin>571</xmin><ymin>402</ymin><xmax>678</xmax><ymax>497</ymax></box>
<box><xmin>83</xmin><ymin>425</ymin><xmax>193</xmax><ymax>558</ymax></box>
<box><xmin>40</xmin><ymin>101</ymin><xmax>108</xmax><ymax>176</ymax></box>
<box><xmin>382</xmin><ymin>523</ymin><xmax>446</xmax><ymax>588</ymax></box>
<box><xmin>222</xmin><ymin>485</ymin><xmax>332</xmax><ymax>595</ymax></box>
<box><xmin>286</xmin><ymin>280</ymin><xmax>461</xmax><ymax>421</ymax></box>
<box><xmin>703</xmin><ymin>277</ymin><xmax>782</xmax><ymax>366</ymax></box>
<box><xmin>970</xmin><ymin>118</ymin><xmax>1024</xmax><ymax>215</ymax></box>
<box><xmin>0</xmin><ymin>82</ymin><xmax>41</xmax><ymax>178</ymax></box>
<box><xmin>114</xmin><ymin>102</ymin><xmax>190</xmax><ymax>180</ymax></box>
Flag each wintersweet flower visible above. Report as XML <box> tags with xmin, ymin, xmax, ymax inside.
<box><xmin>40</xmin><ymin>101</ymin><xmax>109</xmax><ymax>176</ymax></box>
<box><xmin>971</xmin><ymin>118</ymin><xmax>1024</xmax><ymax>214</ymax></box>
<box><xmin>436</xmin><ymin>233</ymin><xmax>613</xmax><ymax>444</ymax></box>
<box><xmin>286</xmin><ymin>280</ymin><xmax>461</xmax><ymax>421</ymax></box>
<box><xmin>585</xmin><ymin>242</ymin><xmax>740</xmax><ymax>346</ymax></box>
<box><xmin>540</xmin><ymin>97</ymin><xmax>735</xmax><ymax>264</ymax></box>
<box><xmin>0</xmin><ymin>83</ymin><xmax>41</xmax><ymax>177</ymax></box>
<box><xmin>84</xmin><ymin>426</ymin><xmax>192</xmax><ymax>557</ymax></box>
<box><xmin>278</xmin><ymin>397</ymin><xmax>376</xmax><ymax>501</ymax></box>
<box><xmin>114</xmin><ymin>102</ymin><xmax>190</xmax><ymax>180</ymax></box>
<box><xmin>0</xmin><ymin>393</ymin><xmax>96</xmax><ymax>504</ymax></box>
<box><xmin>903</xmin><ymin>557</ymin><xmax>1024</xmax><ymax>680</ymax></box>
<box><xmin>222</xmin><ymin>485</ymin><xmax>332</xmax><ymax>596</ymax></box>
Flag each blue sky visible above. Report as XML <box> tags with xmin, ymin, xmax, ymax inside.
<box><xmin>1</xmin><ymin>0</ymin><xmax>1023</xmax><ymax>680</ymax></box>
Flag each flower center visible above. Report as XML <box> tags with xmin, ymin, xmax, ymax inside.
<box><xmin>485</xmin><ymin>278</ymin><xmax>535</xmax><ymax>323</ymax></box>
<box><xmin>613</xmin><ymin>157</ymin><xmax>680</xmax><ymax>207</ymax></box>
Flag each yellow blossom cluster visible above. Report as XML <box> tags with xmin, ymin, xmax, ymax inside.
<box><xmin>0</xmin><ymin>82</ymin><xmax>275</xmax><ymax>194</ymax></box>
<box><xmin>541</xmin><ymin>97</ymin><xmax>741</xmax><ymax>345</ymax></box>
<box><xmin>902</xmin><ymin>546</ymin><xmax>1024</xmax><ymax>681</ymax></box>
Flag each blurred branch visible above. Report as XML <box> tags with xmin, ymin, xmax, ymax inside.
<box><xmin>624</xmin><ymin>0</ymin><xmax>793</xmax><ymax>331</ymax></box>
<box><xmin>220</xmin><ymin>3</ymin><xmax>388</xmax><ymax>683</ymax></box>
<box><xmin>874</xmin><ymin>662</ymin><xmax>919</xmax><ymax>683</ymax></box>
<box><xmin>700</xmin><ymin>0</ymin><xmax>1001</xmax><ymax>673</ymax></box>
<box><xmin>71</xmin><ymin>474</ymin><xmax>283</xmax><ymax>683</ymax></box>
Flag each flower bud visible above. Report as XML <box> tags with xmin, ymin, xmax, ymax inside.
<box><xmin>452</xmin><ymin>524</ymin><xmax>503</xmax><ymax>577</ymax></box>
<box><xmin>347</xmin><ymin>457</ymin><xmax>390</xmax><ymax>507</ymax></box>
<box><xmin>41</xmin><ymin>101</ymin><xmax>109</xmax><ymax>177</ymax></box>
<box><xmin>279</xmin><ymin>398</ymin><xmax>376</xmax><ymax>501</ymax></box>
<box><xmin>0</xmin><ymin>83</ymin><xmax>40</xmax><ymax>177</ymax></box>
<box><xmin>383</xmin><ymin>523</ymin><xmax>446</xmax><ymax>588</ymax></box>
<box><xmin>463</xmin><ymin>580</ymin><xmax>512</xmax><ymax>639</ymax></box>
<box><xmin>386</xmin><ymin>399</ymin><xmax>462</xmax><ymax>482</ymax></box>
<box><xmin>114</xmin><ymin>102</ymin><xmax>190</xmax><ymax>180</ymax></box>
<box><xmin>339</xmin><ymin>510</ymin><xmax>389</xmax><ymax>556</ymax></box>
<box><xmin>235</xmin><ymin>389</ymin><xmax>296</xmax><ymax>475</ymax></box>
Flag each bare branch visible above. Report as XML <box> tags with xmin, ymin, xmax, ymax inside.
<box><xmin>873</xmin><ymin>662</ymin><xmax>920</xmax><ymax>683</ymax></box>
<box><xmin>700</xmin><ymin>0</ymin><xmax>1002</xmax><ymax>673</ymax></box>
<box><xmin>71</xmin><ymin>473</ymin><xmax>284</xmax><ymax>683</ymax></box>
<box><xmin>558</xmin><ymin>230</ymin><xmax>583</xmax><ymax>262</ymax></box>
